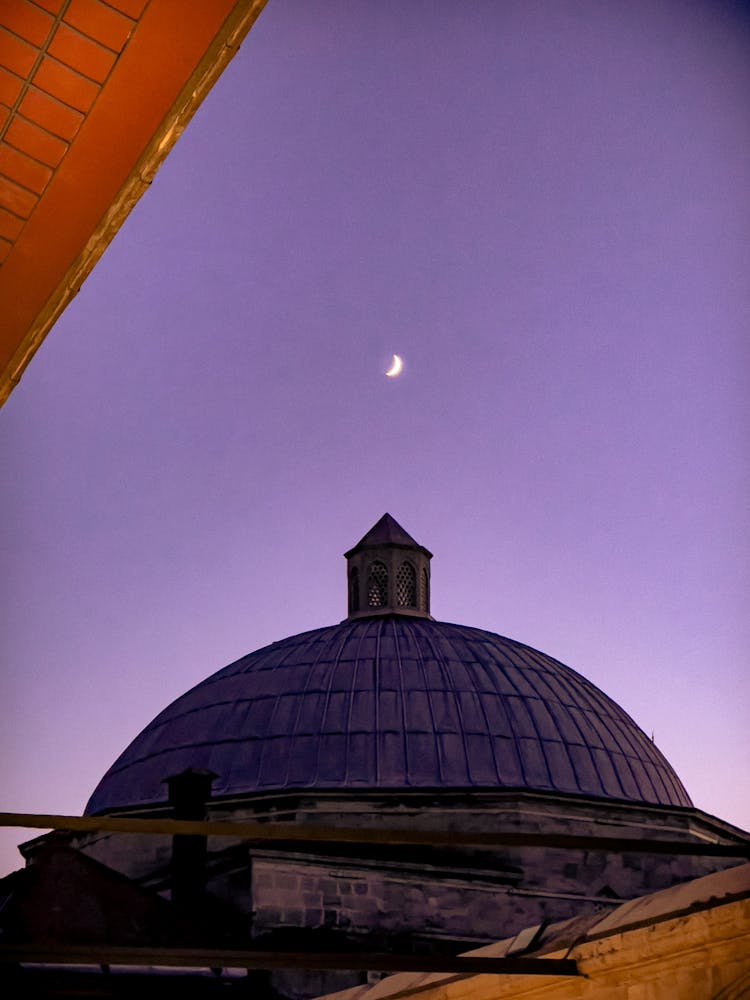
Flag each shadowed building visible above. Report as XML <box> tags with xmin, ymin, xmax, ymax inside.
<box><xmin>14</xmin><ymin>514</ymin><xmax>743</xmax><ymax>998</ymax></box>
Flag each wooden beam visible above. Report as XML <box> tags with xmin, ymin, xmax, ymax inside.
<box><xmin>1</xmin><ymin>811</ymin><xmax>748</xmax><ymax>857</ymax></box>
<box><xmin>0</xmin><ymin>943</ymin><xmax>580</xmax><ymax>976</ymax></box>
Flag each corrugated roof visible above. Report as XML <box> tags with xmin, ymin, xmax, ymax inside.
<box><xmin>86</xmin><ymin>617</ymin><xmax>691</xmax><ymax>814</ymax></box>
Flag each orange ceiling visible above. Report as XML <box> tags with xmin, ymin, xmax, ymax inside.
<box><xmin>0</xmin><ymin>0</ymin><xmax>268</xmax><ymax>406</ymax></box>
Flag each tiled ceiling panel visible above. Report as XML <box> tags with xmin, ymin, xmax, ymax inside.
<box><xmin>0</xmin><ymin>0</ymin><xmax>142</xmax><ymax>265</ymax></box>
<box><xmin>0</xmin><ymin>0</ymin><xmax>267</xmax><ymax>405</ymax></box>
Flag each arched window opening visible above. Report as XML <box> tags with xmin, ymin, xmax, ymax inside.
<box><xmin>367</xmin><ymin>561</ymin><xmax>388</xmax><ymax>607</ymax></box>
<box><xmin>348</xmin><ymin>567</ymin><xmax>360</xmax><ymax>614</ymax></box>
<box><xmin>396</xmin><ymin>561</ymin><xmax>417</xmax><ymax>607</ymax></box>
<box><xmin>419</xmin><ymin>568</ymin><xmax>430</xmax><ymax>613</ymax></box>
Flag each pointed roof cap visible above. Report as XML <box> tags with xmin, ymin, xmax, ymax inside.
<box><xmin>344</xmin><ymin>513</ymin><xmax>432</xmax><ymax>558</ymax></box>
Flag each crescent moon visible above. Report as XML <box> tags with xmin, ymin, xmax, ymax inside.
<box><xmin>385</xmin><ymin>354</ymin><xmax>403</xmax><ymax>377</ymax></box>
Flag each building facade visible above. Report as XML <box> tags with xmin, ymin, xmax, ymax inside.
<box><xmin>30</xmin><ymin>514</ymin><xmax>743</xmax><ymax>998</ymax></box>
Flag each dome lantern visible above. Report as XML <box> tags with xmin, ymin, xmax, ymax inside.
<box><xmin>343</xmin><ymin>513</ymin><xmax>432</xmax><ymax>620</ymax></box>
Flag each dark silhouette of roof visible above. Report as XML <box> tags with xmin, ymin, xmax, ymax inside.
<box><xmin>344</xmin><ymin>513</ymin><xmax>432</xmax><ymax>558</ymax></box>
<box><xmin>86</xmin><ymin>617</ymin><xmax>691</xmax><ymax>815</ymax></box>
<box><xmin>0</xmin><ymin>841</ymin><xmax>176</xmax><ymax>946</ymax></box>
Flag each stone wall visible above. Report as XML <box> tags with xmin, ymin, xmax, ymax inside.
<box><xmin>247</xmin><ymin>849</ymin><xmax>616</xmax><ymax>945</ymax></box>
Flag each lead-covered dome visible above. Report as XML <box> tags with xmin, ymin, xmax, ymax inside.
<box><xmin>86</xmin><ymin>613</ymin><xmax>690</xmax><ymax>815</ymax></box>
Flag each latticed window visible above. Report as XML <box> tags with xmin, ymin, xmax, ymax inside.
<box><xmin>418</xmin><ymin>567</ymin><xmax>429</xmax><ymax>613</ymax></box>
<box><xmin>396</xmin><ymin>560</ymin><xmax>416</xmax><ymax>607</ymax></box>
<box><xmin>367</xmin><ymin>561</ymin><xmax>388</xmax><ymax>607</ymax></box>
<box><xmin>348</xmin><ymin>567</ymin><xmax>360</xmax><ymax>614</ymax></box>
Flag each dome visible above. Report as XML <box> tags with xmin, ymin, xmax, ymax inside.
<box><xmin>86</xmin><ymin>614</ymin><xmax>691</xmax><ymax>815</ymax></box>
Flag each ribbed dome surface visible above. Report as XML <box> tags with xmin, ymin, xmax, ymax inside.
<box><xmin>86</xmin><ymin>617</ymin><xmax>691</xmax><ymax>814</ymax></box>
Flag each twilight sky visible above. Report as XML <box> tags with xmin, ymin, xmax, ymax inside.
<box><xmin>1</xmin><ymin>0</ymin><xmax>749</xmax><ymax>874</ymax></box>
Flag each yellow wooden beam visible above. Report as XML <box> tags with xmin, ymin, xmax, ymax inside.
<box><xmin>1</xmin><ymin>811</ymin><xmax>748</xmax><ymax>857</ymax></box>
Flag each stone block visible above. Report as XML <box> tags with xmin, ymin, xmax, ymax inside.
<box><xmin>254</xmin><ymin>906</ymin><xmax>282</xmax><ymax>925</ymax></box>
<box><xmin>276</xmin><ymin>874</ymin><xmax>299</xmax><ymax>890</ymax></box>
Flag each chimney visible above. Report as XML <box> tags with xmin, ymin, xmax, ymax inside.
<box><xmin>164</xmin><ymin>768</ymin><xmax>217</xmax><ymax>914</ymax></box>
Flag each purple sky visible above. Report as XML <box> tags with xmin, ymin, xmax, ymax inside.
<box><xmin>2</xmin><ymin>0</ymin><xmax>749</xmax><ymax>875</ymax></box>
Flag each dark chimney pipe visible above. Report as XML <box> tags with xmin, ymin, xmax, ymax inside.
<box><xmin>164</xmin><ymin>768</ymin><xmax>217</xmax><ymax>915</ymax></box>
